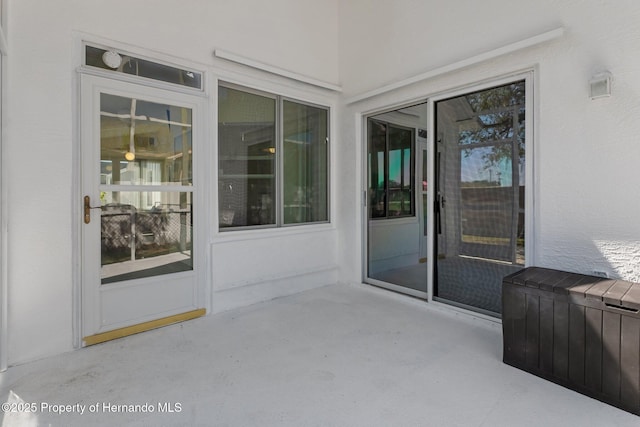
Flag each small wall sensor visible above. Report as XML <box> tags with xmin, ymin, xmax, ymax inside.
<box><xmin>590</xmin><ymin>71</ymin><xmax>612</xmax><ymax>99</ymax></box>
<box><xmin>102</xmin><ymin>50</ymin><xmax>122</xmax><ymax>69</ymax></box>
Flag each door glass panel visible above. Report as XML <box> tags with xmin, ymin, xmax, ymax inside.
<box><xmin>101</xmin><ymin>191</ymin><xmax>192</xmax><ymax>284</ymax></box>
<box><xmin>99</xmin><ymin>92</ymin><xmax>194</xmax><ymax>285</ymax></box>
<box><xmin>434</xmin><ymin>81</ymin><xmax>525</xmax><ymax>316</ymax></box>
<box><xmin>100</xmin><ymin>94</ymin><xmax>193</xmax><ymax>186</ymax></box>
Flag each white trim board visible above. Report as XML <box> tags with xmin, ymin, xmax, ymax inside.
<box><xmin>0</xmin><ymin>52</ymin><xmax>6</xmax><ymax>372</ymax></box>
<box><xmin>0</xmin><ymin>29</ymin><xmax>7</xmax><ymax>56</ymax></box>
<box><xmin>0</xmin><ymin>17</ymin><xmax>6</xmax><ymax>371</ymax></box>
<box><xmin>346</xmin><ymin>27</ymin><xmax>564</xmax><ymax>104</ymax></box>
<box><xmin>213</xmin><ymin>49</ymin><xmax>342</xmax><ymax>93</ymax></box>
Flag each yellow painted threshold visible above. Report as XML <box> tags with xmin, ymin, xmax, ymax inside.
<box><xmin>83</xmin><ymin>308</ymin><xmax>206</xmax><ymax>346</ymax></box>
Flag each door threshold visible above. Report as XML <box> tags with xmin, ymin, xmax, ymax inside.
<box><xmin>365</xmin><ymin>278</ymin><xmax>428</xmax><ymax>299</ymax></box>
<box><xmin>432</xmin><ymin>297</ymin><xmax>501</xmax><ymax>320</ymax></box>
<box><xmin>83</xmin><ymin>308</ymin><xmax>205</xmax><ymax>346</ymax></box>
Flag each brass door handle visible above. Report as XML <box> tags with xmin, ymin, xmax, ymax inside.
<box><xmin>84</xmin><ymin>195</ymin><xmax>102</xmax><ymax>224</ymax></box>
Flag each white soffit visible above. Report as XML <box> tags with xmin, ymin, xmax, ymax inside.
<box><xmin>346</xmin><ymin>27</ymin><xmax>565</xmax><ymax>104</ymax></box>
<box><xmin>213</xmin><ymin>49</ymin><xmax>342</xmax><ymax>92</ymax></box>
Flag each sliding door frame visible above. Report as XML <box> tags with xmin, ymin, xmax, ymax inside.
<box><xmin>361</xmin><ymin>69</ymin><xmax>535</xmax><ymax>322</ymax></box>
<box><xmin>363</xmin><ymin>105</ymin><xmax>428</xmax><ymax>300</ymax></box>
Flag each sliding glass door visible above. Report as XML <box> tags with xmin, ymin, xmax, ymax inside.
<box><xmin>433</xmin><ymin>80</ymin><xmax>526</xmax><ymax>316</ymax></box>
<box><xmin>366</xmin><ymin>103</ymin><xmax>428</xmax><ymax>296</ymax></box>
<box><xmin>364</xmin><ymin>79</ymin><xmax>529</xmax><ymax>316</ymax></box>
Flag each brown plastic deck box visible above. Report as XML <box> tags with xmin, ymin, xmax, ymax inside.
<box><xmin>502</xmin><ymin>267</ymin><xmax>640</xmax><ymax>416</ymax></box>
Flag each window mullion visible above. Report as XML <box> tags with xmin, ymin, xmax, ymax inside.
<box><xmin>277</xmin><ymin>96</ymin><xmax>284</xmax><ymax>227</ymax></box>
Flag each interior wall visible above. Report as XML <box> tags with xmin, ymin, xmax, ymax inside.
<box><xmin>5</xmin><ymin>0</ymin><xmax>339</xmax><ymax>365</ymax></box>
<box><xmin>338</xmin><ymin>0</ymin><xmax>640</xmax><ymax>285</ymax></box>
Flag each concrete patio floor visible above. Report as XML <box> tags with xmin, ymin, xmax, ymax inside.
<box><xmin>1</xmin><ymin>283</ymin><xmax>638</xmax><ymax>427</ymax></box>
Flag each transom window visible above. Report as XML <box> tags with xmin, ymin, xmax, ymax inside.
<box><xmin>85</xmin><ymin>45</ymin><xmax>203</xmax><ymax>90</ymax></box>
<box><xmin>218</xmin><ymin>84</ymin><xmax>329</xmax><ymax>229</ymax></box>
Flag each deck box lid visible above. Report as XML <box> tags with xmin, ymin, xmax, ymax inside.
<box><xmin>525</xmin><ymin>268</ymin><xmax>566</xmax><ymax>290</ymax></box>
<box><xmin>603</xmin><ymin>280</ymin><xmax>634</xmax><ymax>306</ymax></box>
<box><xmin>621</xmin><ymin>283</ymin><xmax>640</xmax><ymax>310</ymax></box>
<box><xmin>503</xmin><ymin>267</ymin><xmax>624</xmax><ymax>298</ymax></box>
<box><xmin>566</xmin><ymin>275</ymin><xmax>610</xmax><ymax>298</ymax></box>
<box><xmin>584</xmin><ymin>279</ymin><xmax>617</xmax><ymax>301</ymax></box>
<box><xmin>503</xmin><ymin>267</ymin><xmax>564</xmax><ymax>289</ymax></box>
<box><xmin>583</xmin><ymin>279</ymin><xmax>640</xmax><ymax>312</ymax></box>
<box><xmin>540</xmin><ymin>270</ymin><xmax>585</xmax><ymax>293</ymax></box>
<box><xmin>550</xmin><ymin>273</ymin><xmax>593</xmax><ymax>295</ymax></box>
<box><xmin>502</xmin><ymin>268</ymin><xmax>531</xmax><ymax>285</ymax></box>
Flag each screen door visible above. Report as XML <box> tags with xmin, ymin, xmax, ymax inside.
<box><xmin>81</xmin><ymin>75</ymin><xmax>206</xmax><ymax>343</ymax></box>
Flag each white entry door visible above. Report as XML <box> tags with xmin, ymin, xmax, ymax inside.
<box><xmin>81</xmin><ymin>75</ymin><xmax>207</xmax><ymax>344</ymax></box>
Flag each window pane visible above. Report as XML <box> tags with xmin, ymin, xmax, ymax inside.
<box><xmin>218</xmin><ymin>87</ymin><xmax>276</xmax><ymax>228</ymax></box>
<box><xmin>283</xmin><ymin>101</ymin><xmax>329</xmax><ymax>224</ymax></box>
<box><xmin>101</xmin><ymin>191</ymin><xmax>192</xmax><ymax>284</ymax></box>
<box><xmin>100</xmin><ymin>94</ymin><xmax>193</xmax><ymax>186</ymax></box>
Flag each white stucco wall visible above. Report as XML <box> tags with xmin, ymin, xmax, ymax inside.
<box><xmin>6</xmin><ymin>0</ymin><xmax>640</xmax><ymax>367</ymax></box>
<box><xmin>337</xmin><ymin>0</ymin><xmax>640</xmax><ymax>285</ymax></box>
<box><xmin>4</xmin><ymin>0</ymin><xmax>339</xmax><ymax>365</ymax></box>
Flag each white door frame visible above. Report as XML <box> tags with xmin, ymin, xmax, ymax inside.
<box><xmin>78</xmin><ymin>72</ymin><xmax>210</xmax><ymax>344</ymax></box>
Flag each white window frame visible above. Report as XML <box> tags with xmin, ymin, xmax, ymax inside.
<box><xmin>217</xmin><ymin>81</ymin><xmax>331</xmax><ymax>231</ymax></box>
